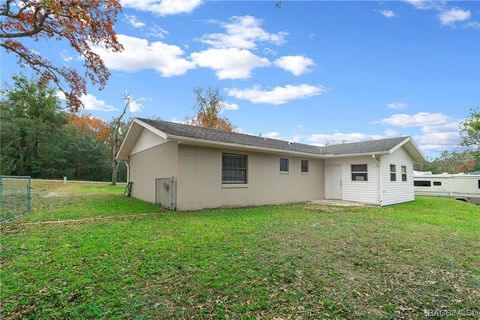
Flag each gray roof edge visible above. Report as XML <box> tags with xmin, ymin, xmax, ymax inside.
<box><xmin>134</xmin><ymin>118</ymin><xmax>415</xmax><ymax>157</ymax></box>
<box><xmin>135</xmin><ymin>117</ymin><xmax>326</xmax><ymax>154</ymax></box>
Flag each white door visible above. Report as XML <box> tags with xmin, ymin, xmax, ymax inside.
<box><xmin>325</xmin><ymin>165</ymin><xmax>342</xmax><ymax>199</ymax></box>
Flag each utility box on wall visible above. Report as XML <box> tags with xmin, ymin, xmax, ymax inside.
<box><xmin>155</xmin><ymin>177</ymin><xmax>176</xmax><ymax>210</ymax></box>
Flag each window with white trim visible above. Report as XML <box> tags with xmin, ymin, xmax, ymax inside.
<box><xmin>280</xmin><ymin>158</ymin><xmax>289</xmax><ymax>172</ymax></box>
<box><xmin>301</xmin><ymin>160</ymin><xmax>309</xmax><ymax>173</ymax></box>
<box><xmin>351</xmin><ymin>164</ymin><xmax>368</xmax><ymax>181</ymax></box>
<box><xmin>390</xmin><ymin>164</ymin><xmax>396</xmax><ymax>181</ymax></box>
<box><xmin>222</xmin><ymin>153</ymin><xmax>247</xmax><ymax>184</ymax></box>
<box><xmin>401</xmin><ymin>166</ymin><xmax>407</xmax><ymax>181</ymax></box>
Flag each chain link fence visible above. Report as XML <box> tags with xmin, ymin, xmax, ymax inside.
<box><xmin>0</xmin><ymin>176</ymin><xmax>31</xmax><ymax>223</ymax></box>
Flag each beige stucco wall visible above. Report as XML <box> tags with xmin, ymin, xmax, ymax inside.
<box><xmin>176</xmin><ymin>144</ymin><xmax>325</xmax><ymax>211</ymax></box>
<box><xmin>129</xmin><ymin>141</ymin><xmax>178</xmax><ymax>203</ymax></box>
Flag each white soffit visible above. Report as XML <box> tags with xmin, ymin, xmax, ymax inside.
<box><xmin>130</xmin><ymin>128</ymin><xmax>167</xmax><ymax>155</ymax></box>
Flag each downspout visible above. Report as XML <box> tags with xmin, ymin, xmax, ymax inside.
<box><xmin>125</xmin><ymin>156</ymin><xmax>130</xmax><ymax>182</ymax></box>
<box><xmin>123</xmin><ymin>157</ymin><xmax>132</xmax><ymax>197</ymax></box>
<box><xmin>373</xmin><ymin>154</ymin><xmax>382</xmax><ymax>205</ymax></box>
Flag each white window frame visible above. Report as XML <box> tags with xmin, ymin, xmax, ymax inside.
<box><xmin>401</xmin><ymin>165</ymin><xmax>407</xmax><ymax>182</ymax></box>
<box><xmin>390</xmin><ymin>164</ymin><xmax>396</xmax><ymax>182</ymax></box>
<box><xmin>280</xmin><ymin>158</ymin><xmax>289</xmax><ymax>173</ymax></box>
<box><xmin>351</xmin><ymin>164</ymin><xmax>368</xmax><ymax>182</ymax></box>
<box><xmin>222</xmin><ymin>153</ymin><xmax>248</xmax><ymax>184</ymax></box>
<box><xmin>301</xmin><ymin>160</ymin><xmax>309</xmax><ymax>174</ymax></box>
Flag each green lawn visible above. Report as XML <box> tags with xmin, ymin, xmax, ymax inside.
<box><xmin>1</xmin><ymin>182</ymin><xmax>479</xmax><ymax>319</ymax></box>
<box><xmin>24</xmin><ymin>182</ymin><xmax>157</xmax><ymax>222</ymax></box>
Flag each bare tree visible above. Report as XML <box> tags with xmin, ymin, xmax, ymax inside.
<box><xmin>188</xmin><ymin>87</ymin><xmax>236</xmax><ymax>132</ymax></box>
<box><xmin>111</xmin><ymin>92</ymin><xmax>132</xmax><ymax>185</ymax></box>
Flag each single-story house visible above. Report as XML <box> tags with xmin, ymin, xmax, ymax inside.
<box><xmin>117</xmin><ymin>118</ymin><xmax>426</xmax><ymax>211</ymax></box>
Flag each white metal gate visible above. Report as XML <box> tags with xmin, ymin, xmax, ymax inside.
<box><xmin>155</xmin><ymin>177</ymin><xmax>176</xmax><ymax>210</ymax></box>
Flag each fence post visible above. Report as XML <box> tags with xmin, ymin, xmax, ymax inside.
<box><xmin>0</xmin><ymin>176</ymin><xmax>3</xmax><ymax>208</ymax></box>
<box><xmin>27</xmin><ymin>177</ymin><xmax>32</xmax><ymax>211</ymax></box>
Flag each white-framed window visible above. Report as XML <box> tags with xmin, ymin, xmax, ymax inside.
<box><xmin>390</xmin><ymin>164</ymin><xmax>396</xmax><ymax>181</ymax></box>
<box><xmin>222</xmin><ymin>153</ymin><xmax>247</xmax><ymax>184</ymax></box>
<box><xmin>351</xmin><ymin>164</ymin><xmax>368</xmax><ymax>181</ymax></box>
<box><xmin>401</xmin><ymin>165</ymin><xmax>407</xmax><ymax>181</ymax></box>
<box><xmin>301</xmin><ymin>160</ymin><xmax>309</xmax><ymax>173</ymax></box>
<box><xmin>280</xmin><ymin>158</ymin><xmax>289</xmax><ymax>172</ymax></box>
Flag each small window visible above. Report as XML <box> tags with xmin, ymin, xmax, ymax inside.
<box><xmin>401</xmin><ymin>166</ymin><xmax>407</xmax><ymax>182</ymax></box>
<box><xmin>351</xmin><ymin>164</ymin><xmax>368</xmax><ymax>181</ymax></box>
<box><xmin>414</xmin><ymin>180</ymin><xmax>431</xmax><ymax>187</ymax></box>
<box><xmin>222</xmin><ymin>153</ymin><xmax>247</xmax><ymax>184</ymax></box>
<box><xmin>280</xmin><ymin>158</ymin><xmax>289</xmax><ymax>172</ymax></box>
<box><xmin>478</xmin><ymin>180</ymin><xmax>480</xmax><ymax>189</ymax></box>
<box><xmin>390</xmin><ymin>164</ymin><xmax>396</xmax><ymax>181</ymax></box>
<box><xmin>433</xmin><ymin>181</ymin><xmax>442</xmax><ymax>186</ymax></box>
<box><xmin>301</xmin><ymin>160</ymin><xmax>309</xmax><ymax>173</ymax></box>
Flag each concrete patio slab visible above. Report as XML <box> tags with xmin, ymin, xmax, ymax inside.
<box><xmin>309</xmin><ymin>199</ymin><xmax>371</xmax><ymax>207</ymax></box>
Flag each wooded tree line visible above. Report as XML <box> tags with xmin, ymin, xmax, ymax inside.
<box><xmin>0</xmin><ymin>77</ymin><xmax>236</xmax><ymax>182</ymax></box>
<box><xmin>0</xmin><ymin>75</ymin><xmax>127</xmax><ymax>181</ymax></box>
<box><xmin>415</xmin><ymin>150</ymin><xmax>479</xmax><ymax>174</ymax></box>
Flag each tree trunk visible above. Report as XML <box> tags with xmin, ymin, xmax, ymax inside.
<box><xmin>111</xmin><ymin>92</ymin><xmax>132</xmax><ymax>186</ymax></box>
<box><xmin>111</xmin><ymin>129</ymin><xmax>118</xmax><ymax>185</ymax></box>
<box><xmin>111</xmin><ymin>158</ymin><xmax>117</xmax><ymax>186</ymax></box>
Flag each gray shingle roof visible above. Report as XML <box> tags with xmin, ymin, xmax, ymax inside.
<box><xmin>137</xmin><ymin>118</ymin><xmax>408</xmax><ymax>156</ymax></box>
<box><xmin>318</xmin><ymin>137</ymin><xmax>408</xmax><ymax>155</ymax></box>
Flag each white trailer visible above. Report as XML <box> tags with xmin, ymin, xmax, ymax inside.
<box><xmin>413</xmin><ymin>173</ymin><xmax>480</xmax><ymax>204</ymax></box>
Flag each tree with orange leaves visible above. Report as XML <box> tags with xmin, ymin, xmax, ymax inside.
<box><xmin>68</xmin><ymin>114</ymin><xmax>111</xmax><ymax>142</ymax></box>
<box><xmin>455</xmin><ymin>159</ymin><xmax>476</xmax><ymax>173</ymax></box>
<box><xmin>0</xmin><ymin>0</ymin><xmax>123</xmax><ymax>111</ymax></box>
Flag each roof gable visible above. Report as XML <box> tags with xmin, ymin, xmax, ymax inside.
<box><xmin>389</xmin><ymin>137</ymin><xmax>425</xmax><ymax>162</ymax></box>
<box><xmin>130</xmin><ymin>127</ymin><xmax>166</xmax><ymax>155</ymax></box>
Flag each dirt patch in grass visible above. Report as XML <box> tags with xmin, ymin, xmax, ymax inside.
<box><xmin>42</xmin><ymin>191</ymin><xmax>67</xmax><ymax>198</ymax></box>
<box><xmin>19</xmin><ymin>181</ymin><xmax>159</xmax><ymax>222</ymax></box>
<box><xmin>303</xmin><ymin>202</ymin><xmax>368</xmax><ymax>213</ymax></box>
